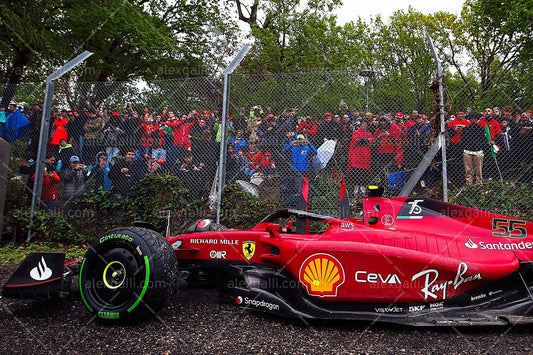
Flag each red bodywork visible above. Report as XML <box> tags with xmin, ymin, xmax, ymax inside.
<box><xmin>170</xmin><ymin>195</ymin><xmax>533</xmax><ymax>304</ymax></box>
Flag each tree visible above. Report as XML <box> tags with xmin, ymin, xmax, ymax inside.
<box><xmin>231</xmin><ymin>0</ymin><xmax>371</xmax><ymax>73</ymax></box>
<box><xmin>368</xmin><ymin>8</ymin><xmax>436</xmax><ymax>113</ymax></box>
<box><xmin>428</xmin><ymin>0</ymin><xmax>533</xmax><ymax>100</ymax></box>
<box><xmin>0</xmin><ymin>0</ymin><xmax>64</xmax><ymax>106</ymax></box>
<box><xmin>0</xmin><ymin>0</ymin><xmax>239</xmax><ymax>106</ymax></box>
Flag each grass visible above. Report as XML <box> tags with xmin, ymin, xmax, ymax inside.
<box><xmin>0</xmin><ymin>242</ymin><xmax>88</xmax><ymax>267</ymax></box>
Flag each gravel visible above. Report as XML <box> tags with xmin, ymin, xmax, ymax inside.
<box><xmin>1</xmin><ymin>265</ymin><xmax>533</xmax><ymax>354</ymax></box>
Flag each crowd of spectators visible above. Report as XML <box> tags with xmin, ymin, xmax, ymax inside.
<box><xmin>4</xmin><ymin>100</ymin><xmax>533</xmax><ymax>212</ymax></box>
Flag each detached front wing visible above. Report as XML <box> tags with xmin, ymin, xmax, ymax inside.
<box><xmin>226</xmin><ymin>264</ymin><xmax>533</xmax><ymax>326</ymax></box>
<box><xmin>2</xmin><ymin>252</ymin><xmax>76</xmax><ymax>300</ymax></box>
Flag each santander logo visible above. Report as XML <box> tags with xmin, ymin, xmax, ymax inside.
<box><xmin>464</xmin><ymin>239</ymin><xmax>479</xmax><ymax>249</ymax></box>
<box><xmin>29</xmin><ymin>257</ymin><xmax>53</xmax><ymax>281</ymax></box>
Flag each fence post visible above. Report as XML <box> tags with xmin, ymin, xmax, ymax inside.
<box><xmin>0</xmin><ymin>138</ymin><xmax>11</xmax><ymax>240</ymax></box>
<box><xmin>27</xmin><ymin>51</ymin><xmax>93</xmax><ymax>243</ymax></box>
<box><xmin>427</xmin><ymin>34</ymin><xmax>448</xmax><ymax>202</ymax></box>
<box><xmin>216</xmin><ymin>45</ymin><xmax>251</xmax><ymax>224</ymax></box>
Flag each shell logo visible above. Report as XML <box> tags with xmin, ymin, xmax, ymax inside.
<box><xmin>299</xmin><ymin>253</ymin><xmax>345</xmax><ymax>297</ymax></box>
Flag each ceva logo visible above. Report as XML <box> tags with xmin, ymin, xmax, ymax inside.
<box><xmin>464</xmin><ymin>239</ymin><xmax>479</xmax><ymax>249</ymax></box>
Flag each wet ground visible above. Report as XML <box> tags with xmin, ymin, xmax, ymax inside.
<box><xmin>1</xmin><ymin>266</ymin><xmax>533</xmax><ymax>354</ymax></box>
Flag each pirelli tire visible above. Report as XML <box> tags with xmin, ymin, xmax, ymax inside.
<box><xmin>79</xmin><ymin>227</ymin><xmax>178</xmax><ymax>320</ymax></box>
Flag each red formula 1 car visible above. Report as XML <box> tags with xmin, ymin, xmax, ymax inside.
<box><xmin>4</xmin><ymin>186</ymin><xmax>533</xmax><ymax>326</ymax></box>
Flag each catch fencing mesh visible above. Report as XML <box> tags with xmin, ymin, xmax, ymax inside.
<box><xmin>4</xmin><ymin>70</ymin><xmax>532</xmax><ymax>228</ymax></box>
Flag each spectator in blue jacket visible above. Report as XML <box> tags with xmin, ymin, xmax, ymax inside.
<box><xmin>284</xmin><ymin>134</ymin><xmax>318</xmax><ymax>172</ymax></box>
<box><xmin>281</xmin><ymin>134</ymin><xmax>317</xmax><ymax>207</ymax></box>
<box><xmin>228</xmin><ymin>130</ymin><xmax>247</xmax><ymax>152</ymax></box>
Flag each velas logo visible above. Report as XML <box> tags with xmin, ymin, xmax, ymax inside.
<box><xmin>242</xmin><ymin>241</ymin><xmax>256</xmax><ymax>261</ymax></box>
<box><xmin>30</xmin><ymin>256</ymin><xmax>53</xmax><ymax>281</ymax></box>
<box><xmin>299</xmin><ymin>253</ymin><xmax>345</xmax><ymax>297</ymax></box>
<box><xmin>465</xmin><ymin>239</ymin><xmax>478</xmax><ymax>249</ymax></box>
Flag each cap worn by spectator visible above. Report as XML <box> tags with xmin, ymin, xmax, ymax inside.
<box><xmin>112</xmin><ymin>111</ymin><xmax>120</xmax><ymax>116</ymax></box>
<box><xmin>69</xmin><ymin>156</ymin><xmax>80</xmax><ymax>163</ymax></box>
<box><xmin>204</xmin><ymin>110</ymin><xmax>211</xmax><ymax>115</ymax></box>
<box><xmin>395</xmin><ymin>112</ymin><xmax>403</xmax><ymax>118</ymax></box>
<box><xmin>297</xmin><ymin>134</ymin><xmax>305</xmax><ymax>140</ymax></box>
<box><xmin>324</xmin><ymin>112</ymin><xmax>332</xmax><ymax>117</ymax></box>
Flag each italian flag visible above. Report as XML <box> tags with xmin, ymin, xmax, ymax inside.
<box><xmin>485</xmin><ymin>124</ymin><xmax>496</xmax><ymax>159</ymax></box>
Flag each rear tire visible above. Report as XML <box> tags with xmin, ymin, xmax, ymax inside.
<box><xmin>79</xmin><ymin>227</ymin><xmax>178</xmax><ymax>320</ymax></box>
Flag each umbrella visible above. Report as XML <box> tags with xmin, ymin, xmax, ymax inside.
<box><xmin>313</xmin><ymin>139</ymin><xmax>336</xmax><ymax>172</ymax></box>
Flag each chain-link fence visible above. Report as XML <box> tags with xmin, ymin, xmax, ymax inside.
<box><xmin>2</xmin><ymin>68</ymin><xmax>533</xmax><ymax>236</ymax></box>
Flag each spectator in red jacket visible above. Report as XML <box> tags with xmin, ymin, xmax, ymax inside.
<box><xmin>31</xmin><ymin>154</ymin><xmax>61</xmax><ymax>211</ymax></box>
<box><xmin>447</xmin><ymin>109</ymin><xmax>470</xmax><ymax>186</ymax></box>
<box><xmin>50</xmin><ymin>113</ymin><xmax>69</xmax><ymax>147</ymax></box>
<box><xmin>297</xmin><ymin>116</ymin><xmax>318</xmax><ymax>144</ymax></box>
<box><xmin>347</xmin><ymin>121</ymin><xmax>373</xmax><ymax>196</ymax></box>
<box><xmin>167</xmin><ymin>112</ymin><xmax>196</xmax><ymax>165</ymax></box>
<box><xmin>261</xmin><ymin>151</ymin><xmax>277</xmax><ymax>177</ymax></box>
<box><xmin>372</xmin><ymin>116</ymin><xmax>401</xmax><ymax>183</ymax></box>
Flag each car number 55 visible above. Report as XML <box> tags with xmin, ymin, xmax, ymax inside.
<box><xmin>492</xmin><ymin>218</ymin><xmax>527</xmax><ymax>238</ymax></box>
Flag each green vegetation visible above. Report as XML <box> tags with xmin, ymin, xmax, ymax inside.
<box><xmin>0</xmin><ymin>242</ymin><xmax>87</xmax><ymax>266</ymax></box>
<box><xmin>3</xmin><ymin>1</ymin><xmax>532</xmax><ymax>111</ymax></box>
<box><xmin>220</xmin><ymin>183</ymin><xmax>282</xmax><ymax>229</ymax></box>
<box><xmin>449</xmin><ymin>181</ymin><xmax>533</xmax><ymax>222</ymax></box>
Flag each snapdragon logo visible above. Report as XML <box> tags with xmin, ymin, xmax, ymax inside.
<box><xmin>243</xmin><ymin>297</ymin><xmax>280</xmax><ymax>311</ymax></box>
<box><xmin>464</xmin><ymin>239</ymin><xmax>478</xmax><ymax>249</ymax></box>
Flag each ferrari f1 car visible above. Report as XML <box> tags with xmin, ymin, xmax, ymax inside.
<box><xmin>4</xmin><ymin>186</ymin><xmax>533</xmax><ymax>326</ymax></box>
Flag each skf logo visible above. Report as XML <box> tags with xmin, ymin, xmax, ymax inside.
<box><xmin>242</xmin><ymin>241</ymin><xmax>256</xmax><ymax>261</ymax></box>
<box><xmin>299</xmin><ymin>253</ymin><xmax>345</xmax><ymax>297</ymax></box>
<box><xmin>340</xmin><ymin>222</ymin><xmax>354</xmax><ymax>231</ymax></box>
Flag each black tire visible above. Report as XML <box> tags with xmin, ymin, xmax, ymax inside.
<box><xmin>79</xmin><ymin>227</ymin><xmax>178</xmax><ymax>320</ymax></box>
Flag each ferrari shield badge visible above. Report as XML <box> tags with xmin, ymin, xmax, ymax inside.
<box><xmin>242</xmin><ymin>241</ymin><xmax>256</xmax><ymax>260</ymax></box>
